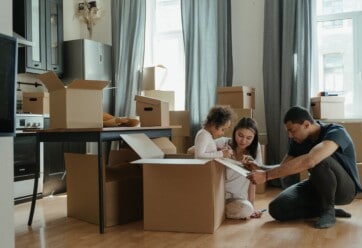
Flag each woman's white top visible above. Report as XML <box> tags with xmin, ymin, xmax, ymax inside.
<box><xmin>225</xmin><ymin>143</ymin><xmax>263</xmax><ymax>200</ymax></box>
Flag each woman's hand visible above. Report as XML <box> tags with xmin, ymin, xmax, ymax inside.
<box><xmin>243</xmin><ymin>160</ymin><xmax>260</xmax><ymax>171</ymax></box>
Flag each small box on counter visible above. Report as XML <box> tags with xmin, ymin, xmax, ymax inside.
<box><xmin>38</xmin><ymin>71</ymin><xmax>109</xmax><ymax>129</ymax></box>
<box><xmin>135</xmin><ymin>95</ymin><xmax>169</xmax><ymax>127</ymax></box>
<box><xmin>217</xmin><ymin>86</ymin><xmax>255</xmax><ymax>109</ymax></box>
<box><xmin>310</xmin><ymin>96</ymin><xmax>344</xmax><ymax>119</ymax></box>
<box><xmin>22</xmin><ymin>92</ymin><xmax>49</xmax><ymax>114</ymax></box>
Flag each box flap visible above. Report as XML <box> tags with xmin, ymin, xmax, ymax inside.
<box><xmin>214</xmin><ymin>158</ymin><xmax>250</xmax><ymax>177</ymax></box>
<box><xmin>67</xmin><ymin>79</ymin><xmax>109</xmax><ymax>90</ymax></box>
<box><xmin>37</xmin><ymin>71</ymin><xmax>65</xmax><ymax>92</ymax></box>
<box><xmin>132</xmin><ymin>158</ymin><xmax>210</xmax><ymax>165</ymax></box>
<box><xmin>120</xmin><ymin>133</ymin><xmax>164</xmax><ymax>159</ymax></box>
<box><xmin>135</xmin><ymin>95</ymin><xmax>163</xmax><ymax>106</ymax></box>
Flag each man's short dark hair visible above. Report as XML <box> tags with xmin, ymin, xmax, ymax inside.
<box><xmin>283</xmin><ymin>106</ymin><xmax>314</xmax><ymax>124</ymax></box>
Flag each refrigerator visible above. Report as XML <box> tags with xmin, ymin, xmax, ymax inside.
<box><xmin>63</xmin><ymin>39</ymin><xmax>113</xmax><ymax>113</ymax></box>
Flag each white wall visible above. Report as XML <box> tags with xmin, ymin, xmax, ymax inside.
<box><xmin>63</xmin><ymin>0</ymin><xmax>112</xmax><ymax>45</ymax></box>
<box><xmin>0</xmin><ymin>4</ymin><xmax>15</xmax><ymax>248</ymax></box>
<box><xmin>231</xmin><ymin>0</ymin><xmax>266</xmax><ymax>137</ymax></box>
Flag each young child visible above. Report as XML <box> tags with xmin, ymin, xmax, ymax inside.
<box><xmin>194</xmin><ymin>105</ymin><xmax>234</xmax><ymax>159</ymax></box>
<box><xmin>225</xmin><ymin>117</ymin><xmax>264</xmax><ymax>219</ymax></box>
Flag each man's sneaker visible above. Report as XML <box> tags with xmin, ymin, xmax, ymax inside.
<box><xmin>315</xmin><ymin>209</ymin><xmax>336</xmax><ymax>229</ymax></box>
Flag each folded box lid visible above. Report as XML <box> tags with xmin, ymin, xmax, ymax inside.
<box><xmin>134</xmin><ymin>95</ymin><xmax>166</xmax><ymax>106</ymax></box>
<box><xmin>38</xmin><ymin>71</ymin><xmax>109</xmax><ymax>92</ymax></box>
<box><xmin>120</xmin><ymin>133</ymin><xmax>164</xmax><ymax>159</ymax></box>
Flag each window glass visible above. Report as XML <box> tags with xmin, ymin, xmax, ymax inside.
<box><xmin>313</xmin><ymin>0</ymin><xmax>362</xmax><ymax>118</ymax></box>
<box><xmin>144</xmin><ymin>0</ymin><xmax>185</xmax><ymax>110</ymax></box>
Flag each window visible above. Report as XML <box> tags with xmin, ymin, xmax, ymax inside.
<box><xmin>312</xmin><ymin>0</ymin><xmax>362</xmax><ymax>118</ymax></box>
<box><xmin>144</xmin><ymin>0</ymin><xmax>185</xmax><ymax>110</ymax></box>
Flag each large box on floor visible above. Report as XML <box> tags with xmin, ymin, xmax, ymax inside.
<box><xmin>217</xmin><ymin>86</ymin><xmax>255</xmax><ymax>109</ymax></box>
<box><xmin>38</xmin><ymin>71</ymin><xmax>109</xmax><ymax>128</ymax></box>
<box><xmin>64</xmin><ymin>152</ymin><xmax>143</xmax><ymax>227</ymax></box>
<box><xmin>135</xmin><ymin>95</ymin><xmax>169</xmax><ymax>127</ymax></box>
<box><xmin>22</xmin><ymin>92</ymin><xmax>49</xmax><ymax>114</ymax></box>
<box><xmin>310</xmin><ymin>96</ymin><xmax>344</xmax><ymax>119</ymax></box>
<box><xmin>121</xmin><ymin>133</ymin><xmax>225</xmax><ymax>233</ymax></box>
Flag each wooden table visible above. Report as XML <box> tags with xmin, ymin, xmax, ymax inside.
<box><xmin>27</xmin><ymin>126</ymin><xmax>173</xmax><ymax>233</ymax></box>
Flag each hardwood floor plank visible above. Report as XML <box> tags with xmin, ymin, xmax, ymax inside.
<box><xmin>15</xmin><ymin>188</ymin><xmax>362</xmax><ymax>248</ymax></box>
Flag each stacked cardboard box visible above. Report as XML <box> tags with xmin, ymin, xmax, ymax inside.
<box><xmin>310</xmin><ymin>96</ymin><xmax>345</xmax><ymax>119</ymax></box>
<box><xmin>169</xmin><ymin>110</ymin><xmax>193</xmax><ymax>153</ymax></box>
<box><xmin>134</xmin><ymin>95</ymin><xmax>169</xmax><ymax>127</ymax></box>
<box><xmin>22</xmin><ymin>92</ymin><xmax>49</xmax><ymax>114</ymax></box>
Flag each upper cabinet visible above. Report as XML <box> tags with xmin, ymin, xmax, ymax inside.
<box><xmin>13</xmin><ymin>0</ymin><xmax>63</xmax><ymax>75</ymax></box>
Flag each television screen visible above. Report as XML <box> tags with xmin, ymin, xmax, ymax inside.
<box><xmin>0</xmin><ymin>33</ymin><xmax>17</xmax><ymax>136</ymax></box>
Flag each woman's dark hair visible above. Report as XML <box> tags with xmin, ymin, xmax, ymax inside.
<box><xmin>204</xmin><ymin>105</ymin><xmax>234</xmax><ymax>129</ymax></box>
<box><xmin>230</xmin><ymin>117</ymin><xmax>259</xmax><ymax>159</ymax></box>
<box><xmin>283</xmin><ymin>105</ymin><xmax>314</xmax><ymax>124</ymax></box>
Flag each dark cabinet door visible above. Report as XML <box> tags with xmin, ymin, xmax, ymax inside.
<box><xmin>13</xmin><ymin>0</ymin><xmax>63</xmax><ymax>75</ymax></box>
<box><xmin>26</xmin><ymin>0</ymin><xmax>47</xmax><ymax>73</ymax></box>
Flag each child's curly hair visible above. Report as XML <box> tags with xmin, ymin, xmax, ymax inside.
<box><xmin>204</xmin><ymin>105</ymin><xmax>234</xmax><ymax>129</ymax></box>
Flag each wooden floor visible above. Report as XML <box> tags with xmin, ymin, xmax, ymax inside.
<box><xmin>15</xmin><ymin>187</ymin><xmax>362</xmax><ymax>248</ymax></box>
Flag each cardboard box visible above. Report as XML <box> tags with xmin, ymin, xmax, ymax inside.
<box><xmin>119</xmin><ymin>133</ymin><xmax>225</xmax><ymax>233</ymax></box>
<box><xmin>356</xmin><ymin>163</ymin><xmax>362</xmax><ymax>199</ymax></box>
<box><xmin>310</xmin><ymin>96</ymin><xmax>344</xmax><ymax>119</ymax></box>
<box><xmin>171</xmin><ymin>135</ymin><xmax>193</xmax><ymax>154</ymax></box>
<box><xmin>142</xmin><ymin>90</ymin><xmax>175</xmax><ymax>111</ymax></box>
<box><xmin>151</xmin><ymin>137</ymin><xmax>177</xmax><ymax>154</ymax></box>
<box><xmin>22</xmin><ymin>92</ymin><xmax>49</xmax><ymax>114</ymax></box>
<box><xmin>141</xmin><ymin>65</ymin><xmax>167</xmax><ymax>90</ymax></box>
<box><xmin>224</xmin><ymin>108</ymin><xmax>253</xmax><ymax>138</ymax></box>
<box><xmin>337</xmin><ymin>122</ymin><xmax>362</xmax><ymax>162</ymax></box>
<box><xmin>217</xmin><ymin>86</ymin><xmax>255</xmax><ymax>109</ymax></box>
<box><xmin>38</xmin><ymin>71</ymin><xmax>109</xmax><ymax>128</ymax></box>
<box><xmin>170</xmin><ymin>110</ymin><xmax>191</xmax><ymax>137</ymax></box>
<box><xmin>64</xmin><ymin>153</ymin><xmax>143</xmax><ymax>227</ymax></box>
<box><xmin>135</xmin><ymin>95</ymin><xmax>169</xmax><ymax>127</ymax></box>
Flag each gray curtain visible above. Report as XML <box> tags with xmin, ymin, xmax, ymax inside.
<box><xmin>181</xmin><ymin>0</ymin><xmax>233</xmax><ymax>137</ymax></box>
<box><xmin>263</xmin><ymin>0</ymin><xmax>312</xmax><ymax>165</ymax></box>
<box><xmin>111</xmin><ymin>0</ymin><xmax>146</xmax><ymax>117</ymax></box>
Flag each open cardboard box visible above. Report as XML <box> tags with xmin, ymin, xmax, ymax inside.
<box><xmin>122</xmin><ymin>133</ymin><xmax>251</xmax><ymax>234</ymax></box>
<box><xmin>38</xmin><ymin>71</ymin><xmax>109</xmax><ymax>128</ymax></box>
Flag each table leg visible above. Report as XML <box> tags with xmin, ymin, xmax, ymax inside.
<box><xmin>98</xmin><ymin>139</ymin><xmax>105</xmax><ymax>233</ymax></box>
<box><xmin>28</xmin><ymin>137</ymin><xmax>40</xmax><ymax>225</ymax></box>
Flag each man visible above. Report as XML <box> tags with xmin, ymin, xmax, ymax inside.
<box><xmin>246</xmin><ymin>106</ymin><xmax>361</xmax><ymax>228</ymax></box>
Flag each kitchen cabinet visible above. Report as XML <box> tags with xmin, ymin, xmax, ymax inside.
<box><xmin>13</xmin><ymin>0</ymin><xmax>63</xmax><ymax>75</ymax></box>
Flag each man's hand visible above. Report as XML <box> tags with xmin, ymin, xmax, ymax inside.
<box><xmin>247</xmin><ymin>170</ymin><xmax>267</xmax><ymax>184</ymax></box>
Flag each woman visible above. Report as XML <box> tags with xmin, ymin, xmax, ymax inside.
<box><xmin>225</xmin><ymin>117</ymin><xmax>263</xmax><ymax>219</ymax></box>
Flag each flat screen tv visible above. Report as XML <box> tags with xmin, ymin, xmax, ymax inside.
<box><xmin>0</xmin><ymin>33</ymin><xmax>17</xmax><ymax>136</ymax></box>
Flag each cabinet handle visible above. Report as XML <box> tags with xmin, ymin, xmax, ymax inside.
<box><xmin>53</xmin><ymin>67</ymin><xmax>58</xmax><ymax>70</ymax></box>
<box><xmin>34</xmin><ymin>64</ymin><xmax>39</xmax><ymax>67</ymax></box>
